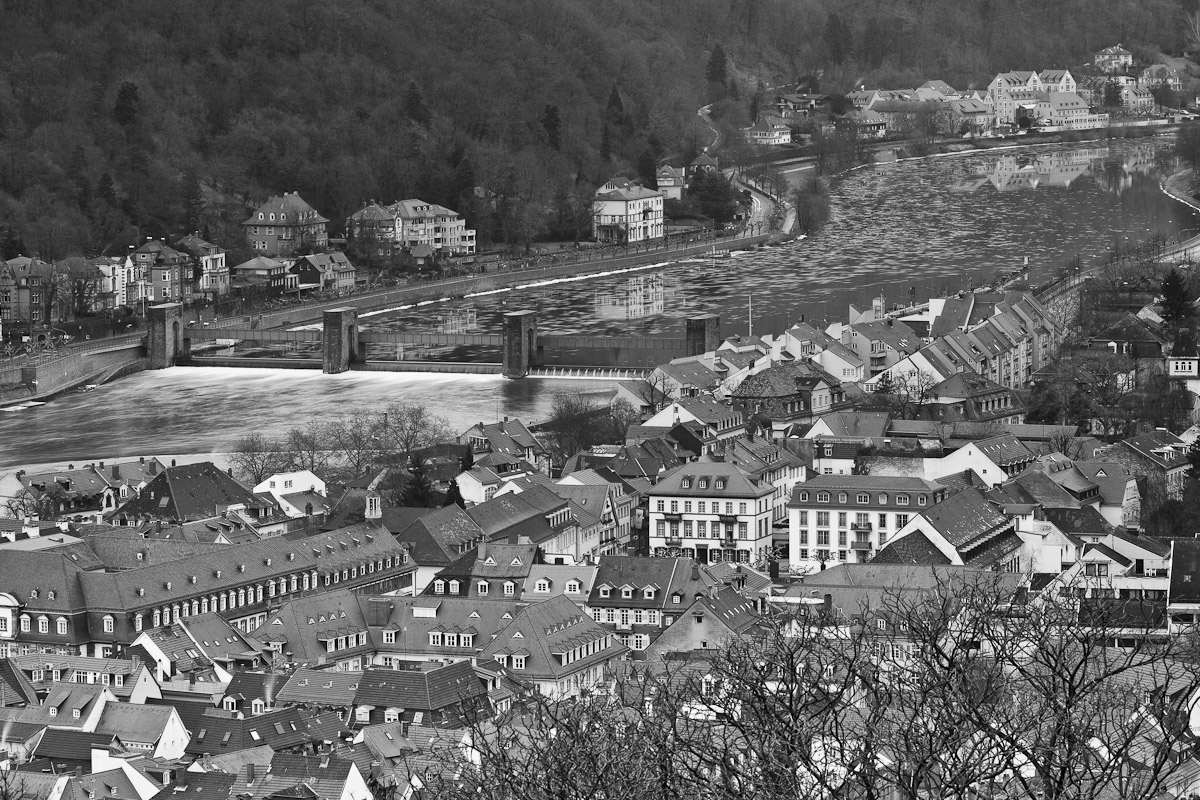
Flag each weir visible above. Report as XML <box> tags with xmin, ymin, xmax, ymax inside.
<box><xmin>164</xmin><ymin>311</ymin><xmax>720</xmax><ymax>378</ymax></box>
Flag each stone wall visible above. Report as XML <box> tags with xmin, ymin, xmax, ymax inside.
<box><xmin>0</xmin><ymin>342</ymin><xmax>147</xmax><ymax>404</ymax></box>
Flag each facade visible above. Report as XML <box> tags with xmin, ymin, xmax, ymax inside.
<box><xmin>1094</xmin><ymin>44</ymin><xmax>1133</xmax><ymax>73</ymax></box>
<box><xmin>592</xmin><ymin>179</ymin><xmax>665</xmax><ymax>245</ymax></box>
<box><xmin>787</xmin><ymin>475</ymin><xmax>948</xmax><ymax>571</ymax></box>
<box><xmin>655</xmin><ymin>165</ymin><xmax>685</xmax><ymax>201</ymax></box>
<box><xmin>743</xmin><ymin>118</ymin><xmax>792</xmax><ymax>145</ymax></box>
<box><xmin>1139</xmin><ymin>65</ymin><xmax>1183</xmax><ymax>93</ymax></box>
<box><xmin>230</xmin><ymin>257</ymin><xmax>298</xmax><ymax>294</ymax></box>
<box><xmin>646</xmin><ymin>462</ymin><xmax>775</xmax><ymax>565</ymax></box>
<box><xmin>0</xmin><ymin>257</ymin><xmax>56</xmax><ymax>338</ymax></box>
<box><xmin>585</xmin><ymin>556</ymin><xmax>711</xmax><ymax>653</ymax></box>
<box><xmin>291</xmin><ymin>253</ymin><xmax>357</xmax><ymax>293</ymax></box>
<box><xmin>174</xmin><ymin>234</ymin><xmax>229</xmax><ymax>298</ymax></box>
<box><xmin>243</xmin><ymin>193</ymin><xmax>329</xmax><ymax>256</ymax></box>
<box><xmin>131</xmin><ymin>240</ymin><xmax>188</xmax><ymax>305</ymax></box>
<box><xmin>346</xmin><ymin>200</ymin><xmax>476</xmax><ymax>257</ymax></box>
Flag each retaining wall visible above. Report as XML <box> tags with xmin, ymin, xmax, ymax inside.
<box><xmin>0</xmin><ymin>342</ymin><xmax>147</xmax><ymax>403</ymax></box>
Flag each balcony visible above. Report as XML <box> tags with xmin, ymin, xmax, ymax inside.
<box><xmin>851</xmin><ymin>522</ymin><xmax>873</xmax><ymax>532</ymax></box>
<box><xmin>720</xmin><ymin>538</ymin><xmax>737</xmax><ymax>549</ymax></box>
<box><xmin>852</xmin><ymin>539</ymin><xmax>873</xmax><ymax>550</ymax></box>
<box><xmin>665</xmin><ymin>537</ymin><xmax>683</xmax><ymax>547</ymax></box>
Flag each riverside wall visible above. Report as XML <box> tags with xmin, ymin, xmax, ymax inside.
<box><xmin>0</xmin><ymin>339</ymin><xmax>148</xmax><ymax>404</ymax></box>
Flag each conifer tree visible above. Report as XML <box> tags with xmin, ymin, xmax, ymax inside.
<box><xmin>705</xmin><ymin>43</ymin><xmax>727</xmax><ymax>86</ymax></box>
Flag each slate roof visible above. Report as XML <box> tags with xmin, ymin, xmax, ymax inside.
<box><xmin>79</xmin><ymin>528</ymin><xmax>231</xmax><ymax>568</ymax></box>
<box><xmin>94</xmin><ymin>703</ymin><xmax>178</xmax><ymax>745</ymax></box>
<box><xmin>352</xmin><ymin>662</ymin><xmax>484</xmax><ymax>714</ymax></box>
<box><xmin>810</xmin><ymin>411</ymin><xmax>891</xmax><ymax>438</ymax></box>
<box><xmin>78</xmin><ymin>523</ymin><xmax>406</xmax><ymax>612</ymax></box>
<box><xmin>589</xmin><ymin>557</ymin><xmax>712</xmax><ymax>608</ymax></box>
<box><xmin>465</xmin><ymin>492</ymin><xmax>566</xmax><ymax>545</ymax></box>
<box><xmin>0</xmin><ymin>659</ymin><xmax>39</xmax><ymax>706</ymax></box>
<box><xmin>275</xmin><ymin>669</ymin><xmax>360</xmax><ymax>708</ymax></box>
<box><xmin>152</xmin><ymin>773</ymin><xmax>238</xmax><ymax>800</ymax></box>
<box><xmin>112</xmin><ymin>462</ymin><xmax>266</xmax><ymax>522</ymax></box>
<box><xmin>480</xmin><ymin>595</ymin><xmax>627</xmax><ymax>681</ymax></box>
<box><xmin>1082</xmin><ymin>542</ymin><xmax>1132</xmax><ymax>568</ymax></box>
<box><xmin>918</xmin><ymin>487</ymin><xmax>1009</xmax><ymax>548</ymax></box>
<box><xmin>1118</xmin><ymin>430</ymin><xmax>1187</xmax><ymax>470</ymax></box>
<box><xmin>244</xmin><ymin>194</ymin><xmax>328</xmax><ymax>226</ymax></box>
<box><xmin>1170</xmin><ymin>540</ymin><xmax>1200</xmax><ymax>605</ymax></box>
<box><xmin>33</xmin><ymin>729</ymin><xmax>121</xmax><ymax>763</ymax></box>
<box><xmin>653</xmin><ymin>360</ymin><xmax>721</xmax><ymax>390</ymax></box>
<box><xmin>223</xmin><ymin>671</ymin><xmax>288</xmax><ymax>707</ymax></box>
<box><xmin>236</xmin><ymin>753</ymin><xmax>357</xmax><ymax>800</ymax></box>
<box><xmin>1109</xmin><ymin>528</ymin><xmax>1170</xmax><ymax>559</ymax></box>
<box><xmin>974</xmin><ymin>434</ymin><xmax>1035</xmax><ymax>467</ymax></box>
<box><xmin>733</xmin><ymin>361</ymin><xmax>836</xmax><ymax>399</ymax></box>
<box><xmin>1043</xmin><ymin>507</ymin><xmax>1112</xmax><ymax>538</ymax></box>
<box><xmin>871</xmin><ymin>531</ymin><xmax>952</xmax><ymax>565</ymax></box>
<box><xmin>185</xmin><ymin>707</ymin><xmax>311</xmax><ymax>756</ymax></box>
<box><xmin>649</xmin><ymin>461</ymin><xmax>772</xmax><ymax>499</ymax></box>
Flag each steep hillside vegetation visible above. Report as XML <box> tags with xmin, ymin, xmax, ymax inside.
<box><xmin>0</xmin><ymin>0</ymin><xmax>1187</xmax><ymax>262</ymax></box>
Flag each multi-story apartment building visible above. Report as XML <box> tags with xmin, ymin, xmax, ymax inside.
<box><xmin>592</xmin><ymin>178</ymin><xmax>665</xmax><ymax>245</ymax></box>
<box><xmin>131</xmin><ymin>240</ymin><xmax>187</xmax><ymax>304</ymax></box>
<box><xmin>243</xmin><ymin>193</ymin><xmax>329</xmax><ymax>256</ymax></box>
<box><xmin>647</xmin><ymin>461</ymin><xmax>775</xmax><ymax>565</ymax></box>
<box><xmin>174</xmin><ymin>233</ymin><xmax>230</xmax><ymax>298</ymax></box>
<box><xmin>786</xmin><ymin>475</ymin><xmax>948</xmax><ymax>571</ymax></box>
<box><xmin>584</xmin><ymin>556</ymin><xmax>710</xmax><ymax>652</ymax></box>
<box><xmin>346</xmin><ymin>199</ymin><xmax>476</xmax><ymax>257</ymax></box>
<box><xmin>0</xmin><ymin>256</ymin><xmax>55</xmax><ymax>338</ymax></box>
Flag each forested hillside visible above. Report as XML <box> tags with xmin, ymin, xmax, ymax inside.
<box><xmin>0</xmin><ymin>0</ymin><xmax>1188</xmax><ymax>263</ymax></box>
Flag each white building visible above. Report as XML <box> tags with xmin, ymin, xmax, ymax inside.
<box><xmin>346</xmin><ymin>199</ymin><xmax>476</xmax><ymax>256</ymax></box>
<box><xmin>647</xmin><ymin>462</ymin><xmax>775</xmax><ymax>565</ymax></box>
<box><xmin>592</xmin><ymin>178</ymin><xmax>665</xmax><ymax>245</ymax></box>
<box><xmin>175</xmin><ymin>233</ymin><xmax>230</xmax><ymax>297</ymax></box>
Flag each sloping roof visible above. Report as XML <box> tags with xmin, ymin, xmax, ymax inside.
<box><xmin>733</xmin><ymin>361</ymin><xmax>836</xmax><ymax>399</ymax></box>
<box><xmin>112</xmin><ymin>462</ymin><xmax>263</xmax><ymax>522</ymax></box>
<box><xmin>184</xmin><ymin>707</ymin><xmax>311</xmax><ymax>756</ymax></box>
<box><xmin>1118</xmin><ymin>430</ymin><xmax>1187</xmax><ymax>470</ymax></box>
<box><xmin>244</xmin><ymin>193</ymin><xmax>328</xmax><ymax>226</ymax></box>
<box><xmin>1082</xmin><ymin>542</ymin><xmax>1132</xmax><ymax>568</ymax></box>
<box><xmin>871</xmin><ymin>531</ymin><xmax>953</xmax><ymax>565</ymax></box>
<box><xmin>1043</xmin><ymin>507</ymin><xmax>1112</xmax><ymax>538</ymax></box>
<box><xmin>94</xmin><ymin>703</ymin><xmax>177</xmax><ymax>744</ymax></box>
<box><xmin>650</xmin><ymin>461</ymin><xmax>772</xmax><ymax>499</ymax></box>
<box><xmin>811</xmin><ymin>411</ymin><xmax>891</xmax><ymax>438</ymax></box>
<box><xmin>352</xmin><ymin>662</ymin><xmax>484</xmax><ymax>713</ymax></box>
<box><xmin>275</xmin><ymin>669</ymin><xmax>360</xmax><ymax>707</ymax></box>
<box><xmin>919</xmin><ymin>487</ymin><xmax>1009</xmax><ymax>548</ymax></box>
<box><xmin>974</xmin><ymin>434</ymin><xmax>1035</xmax><ymax>467</ymax></box>
<box><xmin>33</xmin><ymin>729</ymin><xmax>120</xmax><ymax>762</ymax></box>
<box><xmin>480</xmin><ymin>595</ymin><xmax>627</xmax><ymax>681</ymax></box>
<box><xmin>1171</xmin><ymin>540</ymin><xmax>1200</xmax><ymax>604</ymax></box>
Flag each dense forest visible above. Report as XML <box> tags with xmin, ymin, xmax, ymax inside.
<box><xmin>0</xmin><ymin>0</ymin><xmax>1190</xmax><ymax>264</ymax></box>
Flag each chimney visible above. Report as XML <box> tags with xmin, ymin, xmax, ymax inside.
<box><xmin>365</xmin><ymin>490</ymin><xmax>381</xmax><ymax>522</ymax></box>
<box><xmin>189</xmin><ymin>671</ymin><xmax>196</xmax><ymax>686</ymax></box>
<box><xmin>149</xmin><ymin>462</ymin><xmax>158</xmax><ymax>475</ymax></box>
<box><xmin>690</xmin><ymin>564</ymin><xmax>700</xmax><ymax>581</ymax></box>
<box><xmin>171</xmin><ymin>459</ymin><xmax>177</xmax><ymax>467</ymax></box>
<box><xmin>823</xmin><ymin>593</ymin><xmax>833</xmax><ymax>613</ymax></box>
<box><xmin>111</xmin><ymin>465</ymin><xmax>121</xmax><ymax>480</ymax></box>
<box><xmin>100</xmin><ymin>461</ymin><xmax>105</xmax><ymax>469</ymax></box>
<box><xmin>76</xmin><ymin>767</ymin><xmax>83</xmax><ymax>779</ymax></box>
<box><xmin>139</xmin><ymin>457</ymin><xmax>145</xmax><ymax>464</ymax></box>
<box><xmin>478</xmin><ymin>538</ymin><xmax>487</xmax><ymax>561</ymax></box>
<box><xmin>246</xmin><ymin>765</ymin><xmax>255</xmax><ymax>785</ymax></box>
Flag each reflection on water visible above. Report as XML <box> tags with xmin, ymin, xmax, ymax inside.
<box><xmin>956</xmin><ymin>142</ymin><xmax>1161</xmax><ymax>192</ymax></box>
<box><xmin>593</xmin><ymin>274</ymin><xmax>680</xmax><ymax>320</ymax></box>
<box><xmin>3</xmin><ymin>138</ymin><xmax>1198</xmax><ymax>466</ymax></box>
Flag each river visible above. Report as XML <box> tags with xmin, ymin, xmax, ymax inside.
<box><xmin>1</xmin><ymin>137</ymin><xmax>1195</xmax><ymax>468</ymax></box>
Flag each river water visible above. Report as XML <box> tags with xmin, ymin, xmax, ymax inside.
<box><xmin>1</xmin><ymin>137</ymin><xmax>1195</xmax><ymax>467</ymax></box>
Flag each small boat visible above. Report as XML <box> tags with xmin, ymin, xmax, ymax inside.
<box><xmin>25</xmin><ymin>401</ymin><xmax>46</xmax><ymax>406</ymax></box>
<box><xmin>81</xmin><ymin>385</ymin><xmax>99</xmax><ymax>391</ymax></box>
<box><xmin>1</xmin><ymin>403</ymin><xmax>31</xmax><ymax>412</ymax></box>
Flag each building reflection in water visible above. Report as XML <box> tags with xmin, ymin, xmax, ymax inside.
<box><xmin>593</xmin><ymin>273</ymin><xmax>679</xmax><ymax>320</ymax></box>
<box><xmin>437</xmin><ymin>307</ymin><xmax>478</xmax><ymax>333</ymax></box>
<box><xmin>955</xmin><ymin>143</ymin><xmax>1164</xmax><ymax>193</ymax></box>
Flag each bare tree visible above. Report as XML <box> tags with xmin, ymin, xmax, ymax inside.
<box><xmin>328</xmin><ymin>409</ymin><xmax>385</xmax><ymax>478</ymax></box>
<box><xmin>282</xmin><ymin>420</ymin><xmax>335</xmax><ymax>476</ymax></box>
<box><xmin>228</xmin><ymin>431</ymin><xmax>286</xmax><ymax>485</ymax></box>
<box><xmin>379</xmin><ymin>402</ymin><xmax>451</xmax><ymax>460</ymax></box>
<box><xmin>3</xmin><ymin>486</ymin><xmax>45</xmax><ymax>520</ymax></box>
<box><xmin>1186</xmin><ymin>10</ymin><xmax>1200</xmax><ymax>55</ymax></box>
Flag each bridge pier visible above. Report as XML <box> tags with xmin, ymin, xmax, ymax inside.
<box><xmin>323</xmin><ymin>307</ymin><xmax>360</xmax><ymax>374</ymax></box>
<box><xmin>686</xmin><ymin>314</ymin><xmax>721</xmax><ymax>356</ymax></box>
<box><xmin>502</xmin><ymin>310</ymin><xmax>538</xmax><ymax>379</ymax></box>
<box><xmin>147</xmin><ymin>303</ymin><xmax>185</xmax><ymax>369</ymax></box>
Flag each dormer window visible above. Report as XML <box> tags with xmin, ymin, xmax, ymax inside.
<box><xmin>433</xmin><ymin>580</ymin><xmax>445</xmax><ymax>595</ymax></box>
<box><xmin>715</xmin><ymin>479</ymin><xmax>726</xmax><ymax>490</ymax></box>
<box><xmin>599</xmin><ymin>587</ymin><xmax>611</xmax><ymax>598</ymax></box>
<box><xmin>698</xmin><ymin>479</ymin><xmax>708</xmax><ymax>489</ymax></box>
<box><xmin>535</xmin><ymin>580</ymin><xmax>550</xmax><ymax>593</ymax></box>
<box><xmin>503</xmin><ymin>581</ymin><xmax>515</xmax><ymax>596</ymax></box>
<box><xmin>681</xmin><ymin>479</ymin><xmax>691</xmax><ymax>489</ymax></box>
<box><xmin>478</xmin><ymin>581</ymin><xmax>489</xmax><ymax>595</ymax></box>
<box><xmin>566</xmin><ymin>580</ymin><xmax>580</xmax><ymax>594</ymax></box>
<box><xmin>644</xmin><ymin>587</ymin><xmax>656</xmax><ymax>599</ymax></box>
<box><xmin>449</xmin><ymin>580</ymin><xmax>461</xmax><ymax>594</ymax></box>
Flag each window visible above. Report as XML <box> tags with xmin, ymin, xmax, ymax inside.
<box><xmin>444</xmin><ymin>633</ymin><xmax>458</xmax><ymax>648</ymax></box>
<box><xmin>857</xmin><ymin>493</ymin><xmax>870</xmax><ymax>504</ymax></box>
<box><xmin>917</xmin><ymin>495</ymin><xmax>928</xmax><ymax>506</ymax></box>
<box><xmin>434</xmin><ymin>580</ymin><xmax>445</xmax><ymax>595</ymax></box>
<box><xmin>429</xmin><ymin>632</ymin><xmax>443</xmax><ymax>646</ymax></box>
<box><xmin>738</xmin><ymin>502</ymin><xmax>747</xmax><ymax>515</ymax></box>
<box><xmin>503</xmin><ymin>581</ymin><xmax>515</xmax><ymax>596</ymax></box>
<box><xmin>114</xmin><ymin>675</ymin><xmax>123</xmax><ymax>688</ymax></box>
<box><xmin>512</xmin><ymin>655</ymin><xmax>526</xmax><ymax>670</ymax></box>
<box><xmin>816</xmin><ymin>492</ymin><xmax>829</xmax><ymax>503</ymax></box>
<box><xmin>478</xmin><ymin>581</ymin><xmax>489</xmax><ymax>595</ymax></box>
<box><xmin>656</xmin><ymin>500</ymin><xmax>664</xmax><ymax>512</ymax></box>
<box><xmin>536</xmin><ymin>579</ymin><xmax>550</xmax><ymax>593</ymax></box>
<box><xmin>566</xmin><ymin>580</ymin><xmax>580</xmax><ymax>594</ymax></box>
<box><xmin>838</xmin><ymin>512</ymin><xmax>847</xmax><ymax>528</ymax></box>
<box><xmin>897</xmin><ymin>494</ymin><xmax>910</xmax><ymax>506</ymax></box>
<box><xmin>599</xmin><ymin>586</ymin><xmax>611</xmax><ymax>598</ymax></box>
<box><xmin>38</xmin><ymin>617</ymin><xmax>48</xmax><ymax>634</ymax></box>
<box><xmin>896</xmin><ymin>514</ymin><xmax>909</xmax><ymax>528</ymax></box>
<box><xmin>622</xmin><ymin>587</ymin><xmax>633</xmax><ymax>599</ymax></box>
<box><xmin>644</xmin><ymin>587</ymin><xmax>656</xmax><ymax>599</ymax></box>
<box><xmin>817</xmin><ymin>511</ymin><xmax>830</xmax><ymax>527</ymax></box>
<box><xmin>383</xmin><ymin>630</ymin><xmax>396</xmax><ymax>644</ymax></box>
<box><xmin>449</xmin><ymin>580</ymin><xmax>460</xmax><ymax>594</ymax></box>
<box><xmin>56</xmin><ymin>618</ymin><xmax>67</xmax><ymax>635</ymax></box>
<box><xmin>670</xmin><ymin>501</ymin><xmax>678</xmax><ymax>513</ymax></box>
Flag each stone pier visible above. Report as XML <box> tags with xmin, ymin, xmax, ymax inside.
<box><xmin>686</xmin><ymin>314</ymin><xmax>721</xmax><ymax>356</ymax></box>
<box><xmin>502</xmin><ymin>310</ymin><xmax>539</xmax><ymax>379</ymax></box>
<box><xmin>148</xmin><ymin>303</ymin><xmax>186</xmax><ymax>369</ymax></box>
<box><xmin>322</xmin><ymin>307</ymin><xmax>360</xmax><ymax>374</ymax></box>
